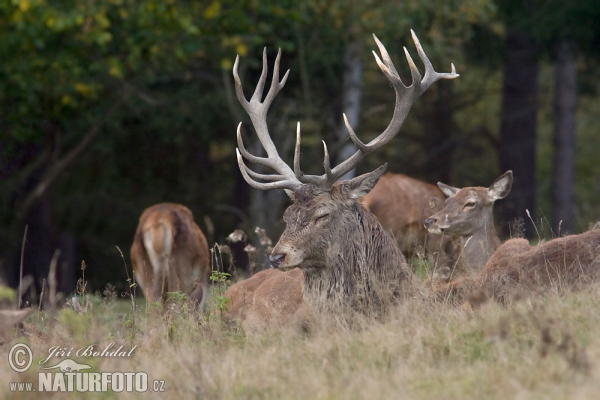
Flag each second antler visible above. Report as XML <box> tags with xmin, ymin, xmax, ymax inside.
<box><xmin>233</xmin><ymin>30</ymin><xmax>459</xmax><ymax>191</ymax></box>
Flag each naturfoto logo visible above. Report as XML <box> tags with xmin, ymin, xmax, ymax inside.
<box><xmin>8</xmin><ymin>343</ymin><xmax>165</xmax><ymax>393</ymax></box>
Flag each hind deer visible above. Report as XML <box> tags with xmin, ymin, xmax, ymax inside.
<box><xmin>225</xmin><ymin>31</ymin><xmax>458</xmax><ymax>330</ymax></box>
<box><xmin>359</xmin><ymin>173</ymin><xmax>456</xmax><ymax>264</ymax></box>
<box><xmin>424</xmin><ymin>171</ymin><xmax>513</xmax><ymax>279</ymax></box>
<box><xmin>423</xmin><ymin>173</ymin><xmax>600</xmax><ymax>305</ymax></box>
<box><xmin>130</xmin><ymin>203</ymin><xmax>210</xmax><ymax>310</ymax></box>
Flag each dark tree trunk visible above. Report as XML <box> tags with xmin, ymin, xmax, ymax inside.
<box><xmin>424</xmin><ymin>81</ymin><xmax>456</xmax><ymax>184</ymax></box>
<box><xmin>8</xmin><ymin>195</ymin><xmax>56</xmax><ymax>304</ymax></box>
<box><xmin>551</xmin><ymin>37</ymin><xmax>577</xmax><ymax>235</ymax></box>
<box><xmin>497</xmin><ymin>28</ymin><xmax>539</xmax><ymax>239</ymax></box>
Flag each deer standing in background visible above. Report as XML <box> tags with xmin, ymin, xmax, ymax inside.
<box><xmin>225</xmin><ymin>31</ymin><xmax>458</xmax><ymax>330</ymax></box>
<box><xmin>424</xmin><ymin>171</ymin><xmax>513</xmax><ymax>279</ymax></box>
<box><xmin>130</xmin><ymin>203</ymin><xmax>210</xmax><ymax>310</ymax></box>
<box><xmin>359</xmin><ymin>172</ymin><xmax>456</xmax><ymax>264</ymax></box>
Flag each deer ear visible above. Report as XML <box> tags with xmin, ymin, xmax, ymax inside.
<box><xmin>488</xmin><ymin>170</ymin><xmax>513</xmax><ymax>201</ymax></box>
<box><xmin>284</xmin><ymin>189</ymin><xmax>295</xmax><ymax>200</ymax></box>
<box><xmin>437</xmin><ymin>182</ymin><xmax>460</xmax><ymax>198</ymax></box>
<box><xmin>337</xmin><ymin>163</ymin><xmax>387</xmax><ymax>200</ymax></box>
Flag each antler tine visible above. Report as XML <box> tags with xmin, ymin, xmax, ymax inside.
<box><xmin>322</xmin><ymin>141</ymin><xmax>334</xmax><ymax>183</ymax></box>
<box><xmin>410</xmin><ymin>29</ymin><xmax>459</xmax><ymax>93</ymax></box>
<box><xmin>234</xmin><ymin>32</ymin><xmax>458</xmax><ymax>191</ymax></box>
<box><xmin>236</xmin><ymin>149</ymin><xmax>300</xmax><ymax>190</ymax></box>
<box><xmin>233</xmin><ymin>49</ymin><xmax>301</xmax><ymax>191</ymax></box>
<box><xmin>300</xmin><ymin>31</ymin><xmax>458</xmax><ymax>186</ymax></box>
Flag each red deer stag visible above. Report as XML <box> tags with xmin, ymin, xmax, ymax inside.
<box><xmin>359</xmin><ymin>173</ymin><xmax>456</xmax><ymax>263</ymax></box>
<box><xmin>130</xmin><ymin>203</ymin><xmax>210</xmax><ymax>310</ymax></box>
<box><xmin>424</xmin><ymin>171</ymin><xmax>513</xmax><ymax>279</ymax></box>
<box><xmin>225</xmin><ymin>31</ymin><xmax>458</xmax><ymax>329</ymax></box>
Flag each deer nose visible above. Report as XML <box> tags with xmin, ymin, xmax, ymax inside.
<box><xmin>424</xmin><ymin>217</ymin><xmax>437</xmax><ymax>229</ymax></box>
<box><xmin>269</xmin><ymin>253</ymin><xmax>286</xmax><ymax>268</ymax></box>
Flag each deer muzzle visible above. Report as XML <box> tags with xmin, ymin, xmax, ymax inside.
<box><xmin>269</xmin><ymin>253</ymin><xmax>286</xmax><ymax>269</ymax></box>
<box><xmin>424</xmin><ymin>217</ymin><xmax>445</xmax><ymax>234</ymax></box>
<box><xmin>424</xmin><ymin>217</ymin><xmax>436</xmax><ymax>230</ymax></box>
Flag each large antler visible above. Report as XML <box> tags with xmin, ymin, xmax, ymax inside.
<box><xmin>233</xmin><ymin>30</ymin><xmax>459</xmax><ymax>190</ymax></box>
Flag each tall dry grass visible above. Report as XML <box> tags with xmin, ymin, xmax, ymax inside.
<box><xmin>2</xmin><ymin>281</ymin><xmax>600</xmax><ymax>399</ymax></box>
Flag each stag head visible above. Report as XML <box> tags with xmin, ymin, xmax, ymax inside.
<box><xmin>233</xmin><ymin>31</ymin><xmax>458</xmax><ymax>275</ymax></box>
<box><xmin>270</xmin><ymin>165</ymin><xmax>387</xmax><ymax>270</ymax></box>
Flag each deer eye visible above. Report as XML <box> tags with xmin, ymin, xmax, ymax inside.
<box><xmin>463</xmin><ymin>202</ymin><xmax>476</xmax><ymax>209</ymax></box>
<box><xmin>314</xmin><ymin>213</ymin><xmax>330</xmax><ymax>223</ymax></box>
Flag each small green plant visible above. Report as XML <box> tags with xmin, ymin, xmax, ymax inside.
<box><xmin>210</xmin><ymin>270</ymin><xmax>231</xmax><ymax>315</ymax></box>
<box><xmin>167</xmin><ymin>291</ymin><xmax>188</xmax><ymax>304</ymax></box>
<box><xmin>209</xmin><ymin>243</ymin><xmax>232</xmax><ymax>319</ymax></box>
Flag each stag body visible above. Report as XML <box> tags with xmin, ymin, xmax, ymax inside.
<box><xmin>225</xmin><ymin>268</ymin><xmax>310</xmax><ymax>332</ymax></box>
<box><xmin>424</xmin><ymin>171</ymin><xmax>513</xmax><ymax>277</ymax></box>
<box><xmin>130</xmin><ymin>203</ymin><xmax>210</xmax><ymax>309</ymax></box>
<box><xmin>226</xmin><ymin>31</ymin><xmax>457</xmax><ymax>328</ymax></box>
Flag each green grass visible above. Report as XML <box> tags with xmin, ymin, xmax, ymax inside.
<box><xmin>2</xmin><ymin>283</ymin><xmax>600</xmax><ymax>399</ymax></box>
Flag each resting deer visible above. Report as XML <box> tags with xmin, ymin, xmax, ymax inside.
<box><xmin>225</xmin><ymin>31</ymin><xmax>458</xmax><ymax>330</ymax></box>
<box><xmin>424</xmin><ymin>171</ymin><xmax>513</xmax><ymax>279</ymax></box>
<box><xmin>130</xmin><ymin>203</ymin><xmax>210</xmax><ymax>310</ymax></box>
<box><xmin>359</xmin><ymin>173</ymin><xmax>456</xmax><ymax>264</ymax></box>
<box><xmin>424</xmin><ymin>174</ymin><xmax>600</xmax><ymax>305</ymax></box>
<box><xmin>436</xmin><ymin>228</ymin><xmax>600</xmax><ymax>307</ymax></box>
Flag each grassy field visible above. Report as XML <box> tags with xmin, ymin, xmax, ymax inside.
<box><xmin>2</xmin><ymin>279</ymin><xmax>600</xmax><ymax>399</ymax></box>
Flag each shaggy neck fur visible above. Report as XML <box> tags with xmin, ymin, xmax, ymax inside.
<box><xmin>301</xmin><ymin>201</ymin><xmax>414</xmax><ymax>314</ymax></box>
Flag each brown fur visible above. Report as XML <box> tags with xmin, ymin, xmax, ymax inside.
<box><xmin>130</xmin><ymin>203</ymin><xmax>210</xmax><ymax>309</ymax></box>
<box><xmin>359</xmin><ymin>172</ymin><xmax>456</xmax><ymax>261</ymax></box>
<box><xmin>225</xmin><ymin>268</ymin><xmax>310</xmax><ymax>332</ymax></box>
<box><xmin>270</xmin><ymin>168</ymin><xmax>416</xmax><ymax>315</ymax></box>
<box><xmin>436</xmin><ymin>229</ymin><xmax>600</xmax><ymax>306</ymax></box>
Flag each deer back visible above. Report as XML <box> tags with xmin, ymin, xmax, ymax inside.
<box><xmin>484</xmin><ymin>229</ymin><xmax>600</xmax><ymax>288</ymax></box>
<box><xmin>436</xmin><ymin>229</ymin><xmax>600</xmax><ymax>306</ymax></box>
<box><xmin>359</xmin><ymin>172</ymin><xmax>456</xmax><ymax>258</ymax></box>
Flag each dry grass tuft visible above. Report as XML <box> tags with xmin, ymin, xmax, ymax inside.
<box><xmin>2</xmin><ymin>283</ymin><xmax>600</xmax><ymax>398</ymax></box>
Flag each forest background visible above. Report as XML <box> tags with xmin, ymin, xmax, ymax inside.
<box><xmin>1</xmin><ymin>0</ymin><xmax>599</xmax><ymax>296</ymax></box>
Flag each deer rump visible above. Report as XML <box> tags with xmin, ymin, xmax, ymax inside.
<box><xmin>130</xmin><ymin>203</ymin><xmax>209</xmax><ymax>308</ymax></box>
